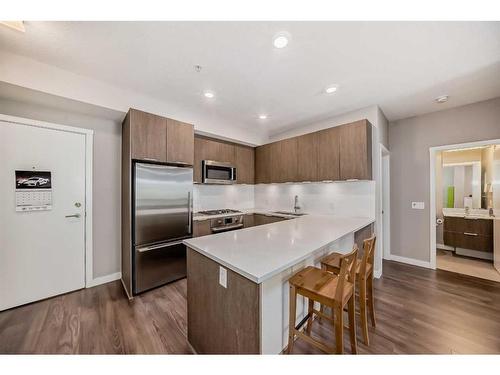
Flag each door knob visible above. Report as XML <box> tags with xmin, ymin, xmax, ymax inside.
<box><xmin>65</xmin><ymin>214</ymin><xmax>81</xmax><ymax>218</ymax></box>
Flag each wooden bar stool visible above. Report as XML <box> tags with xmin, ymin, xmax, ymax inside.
<box><xmin>287</xmin><ymin>245</ymin><xmax>358</xmax><ymax>354</ymax></box>
<box><xmin>320</xmin><ymin>236</ymin><xmax>376</xmax><ymax>345</ymax></box>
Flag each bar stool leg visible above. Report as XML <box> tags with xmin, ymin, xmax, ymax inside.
<box><xmin>287</xmin><ymin>285</ymin><xmax>297</xmax><ymax>354</ymax></box>
<box><xmin>367</xmin><ymin>274</ymin><xmax>376</xmax><ymax>327</ymax></box>
<box><xmin>334</xmin><ymin>305</ymin><xmax>344</xmax><ymax>354</ymax></box>
<box><xmin>306</xmin><ymin>299</ymin><xmax>314</xmax><ymax>334</ymax></box>
<box><xmin>347</xmin><ymin>295</ymin><xmax>357</xmax><ymax>354</ymax></box>
<box><xmin>359</xmin><ymin>277</ymin><xmax>369</xmax><ymax>346</ymax></box>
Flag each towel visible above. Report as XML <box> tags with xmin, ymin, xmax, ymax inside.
<box><xmin>446</xmin><ymin>186</ymin><xmax>454</xmax><ymax>208</ymax></box>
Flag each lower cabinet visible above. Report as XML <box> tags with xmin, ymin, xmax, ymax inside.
<box><xmin>443</xmin><ymin>217</ymin><xmax>493</xmax><ymax>252</ymax></box>
<box><xmin>193</xmin><ymin>220</ymin><xmax>211</xmax><ymax>238</ymax></box>
<box><xmin>354</xmin><ymin>223</ymin><xmax>374</xmax><ymax>251</ymax></box>
<box><xmin>193</xmin><ymin>214</ymin><xmax>287</xmax><ymax>237</ymax></box>
<box><xmin>243</xmin><ymin>214</ymin><xmax>255</xmax><ymax>228</ymax></box>
<box><xmin>253</xmin><ymin>214</ymin><xmax>287</xmax><ymax>226</ymax></box>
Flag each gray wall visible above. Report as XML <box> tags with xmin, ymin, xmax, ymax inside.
<box><xmin>389</xmin><ymin>97</ymin><xmax>500</xmax><ymax>262</ymax></box>
<box><xmin>0</xmin><ymin>96</ymin><xmax>123</xmax><ymax>278</ymax></box>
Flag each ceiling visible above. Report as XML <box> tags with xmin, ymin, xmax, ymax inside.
<box><xmin>1</xmin><ymin>21</ymin><xmax>500</xmax><ymax>137</ymax></box>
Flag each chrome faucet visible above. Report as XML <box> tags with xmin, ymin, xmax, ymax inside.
<box><xmin>294</xmin><ymin>195</ymin><xmax>301</xmax><ymax>213</ymax></box>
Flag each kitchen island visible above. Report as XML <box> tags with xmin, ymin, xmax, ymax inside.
<box><xmin>183</xmin><ymin>214</ymin><xmax>374</xmax><ymax>354</ymax></box>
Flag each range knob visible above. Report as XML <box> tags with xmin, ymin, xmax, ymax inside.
<box><xmin>217</xmin><ymin>220</ymin><xmax>222</xmax><ymax>224</ymax></box>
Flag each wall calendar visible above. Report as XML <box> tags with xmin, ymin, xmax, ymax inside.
<box><xmin>15</xmin><ymin>170</ymin><xmax>52</xmax><ymax>212</ymax></box>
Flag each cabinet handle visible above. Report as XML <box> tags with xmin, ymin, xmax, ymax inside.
<box><xmin>463</xmin><ymin>232</ymin><xmax>478</xmax><ymax>236</ymax></box>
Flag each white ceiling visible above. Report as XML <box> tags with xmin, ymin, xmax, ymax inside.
<box><xmin>1</xmin><ymin>21</ymin><xmax>499</xmax><ymax>137</ymax></box>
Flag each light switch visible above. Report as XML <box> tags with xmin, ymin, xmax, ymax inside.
<box><xmin>219</xmin><ymin>266</ymin><xmax>227</xmax><ymax>288</ymax></box>
<box><xmin>412</xmin><ymin>202</ymin><xmax>425</xmax><ymax>210</ymax></box>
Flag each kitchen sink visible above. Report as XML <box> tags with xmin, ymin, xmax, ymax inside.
<box><xmin>272</xmin><ymin>211</ymin><xmax>306</xmax><ymax>216</ymax></box>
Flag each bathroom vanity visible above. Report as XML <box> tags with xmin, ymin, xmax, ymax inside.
<box><xmin>443</xmin><ymin>213</ymin><xmax>494</xmax><ymax>259</ymax></box>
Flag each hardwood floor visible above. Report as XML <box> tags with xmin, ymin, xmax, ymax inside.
<box><xmin>1</xmin><ymin>260</ymin><xmax>499</xmax><ymax>354</ymax></box>
<box><xmin>0</xmin><ymin>278</ymin><xmax>193</xmax><ymax>354</ymax></box>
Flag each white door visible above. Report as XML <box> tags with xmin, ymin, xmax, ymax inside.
<box><xmin>0</xmin><ymin>120</ymin><xmax>87</xmax><ymax>311</ymax></box>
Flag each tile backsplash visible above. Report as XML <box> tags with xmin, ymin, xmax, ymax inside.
<box><xmin>193</xmin><ymin>184</ymin><xmax>254</xmax><ymax>211</ymax></box>
<box><xmin>254</xmin><ymin>181</ymin><xmax>375</xmax><ymax>218</ymax></box>
<box><xmin>193</xmin><ymin>181</ymin><xmax>375</xmax><ymax>218</ymax></box>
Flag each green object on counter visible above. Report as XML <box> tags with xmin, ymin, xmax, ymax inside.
<box><xmin>446</xmin><ymin>186</ymin><xmax>454</xmax><ymax>208</ymax></box>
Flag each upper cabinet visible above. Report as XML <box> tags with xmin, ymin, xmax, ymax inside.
<box><xmin>194</xmin><ymin>135</ymin><xmax>255</xmax><ymax>184</ymax></box>
<box><xmin>127</xmin><ymin>108</ymin><xmax>194</xmax><ymax>165</ymax></box>
<box><xmin>255</xmin><ymin>143</ymin><xmax>272</xmax><ymax>184</ymax></box>
<box><xmin>166</xmin><ymin>119</ymin><xmax>194</xmax><ymax>165</ymax></box>
<box><xmin>339</xmin><ymin>120</ymin><xmax>372</xmax><ymax>180</ymax></box>
<box><xmin>255</xmin><ymin>119</ymin><xmax>373</xmax><ymax>183</ymax></box>
<box><xmin>276</xmin><ymin>138</ymin><xmax>298</xmax><ymax>183</ymax></box>
<box><xmin>235</xmin><ymin>144</ymin><xmax>255</xmax><ymax>184</ymax></box>
<box><xmin>125</xmin><ymin>108</ymin><xmax>371</xmax><ymax>185</ymax></box>
<box><xmin>129</xmin><ymin>109</ymin><xmax>167</xmax><ymax>162</ymax></box>
<box><xmin>297</xmin><ymin>132</ymin><xmax>319</xmax><ymax>182</ymax></box>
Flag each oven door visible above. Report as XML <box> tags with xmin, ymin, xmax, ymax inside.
<box><xmin>202</xmin><ymin>160</ymin><xmax>236</xmax><ymax>184</ymax></box>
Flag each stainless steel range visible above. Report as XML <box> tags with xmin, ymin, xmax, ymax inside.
<box><xmin>197</xmin><ymin>209</ymin><xmax>244</xmax><ymax>233</ymax></box>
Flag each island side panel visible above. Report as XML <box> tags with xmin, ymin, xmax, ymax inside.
<box><xmin>260</xmin><ymin>233</ymin><xmax>355</xmax><ymax>354</ymax></box>
<box><xmin>187</xmin><ymin>247</ymin><xmax>261</xmax><ymax>354</ymax></box>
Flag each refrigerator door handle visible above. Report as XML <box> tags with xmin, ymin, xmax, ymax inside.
<box><xmin>137</xmin><ymin>240</ymin><xmax>185</xmax><ymax>253</ymax></box>
<box><xmin>188</xmin><ymin>191</ymin><xmax>192</xmax><ymax>234</ymax></box>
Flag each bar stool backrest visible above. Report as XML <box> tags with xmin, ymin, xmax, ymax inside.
<box><xmin>359</xmin><ymin>236</ymin><xmax>376</xmax><ymax>277</ymax></box>
<box><xmin>335</xmin><ymin>244</ymin><xmax>358</xmax><ymax>302</ymax></box>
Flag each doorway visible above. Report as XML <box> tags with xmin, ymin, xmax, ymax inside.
<box><xmin>0</xmin><ymin>114</ymin><xmax>93</xmax><ymax>311</ymax></box>
<box><xmin>430</xmin><ymin>139</ymin><xmax>500</xmax><ymax>282</ymax></box>
<box><xmin>381</xmin><ymin>145</ymin><xmax>391</xmax><ymax>261</ymax></box>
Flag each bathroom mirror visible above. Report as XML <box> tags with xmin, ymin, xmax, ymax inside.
<box><xmin>440</xmin><ymin>144</ymin><xmax>499</xmax><ymax>210</ymax></box>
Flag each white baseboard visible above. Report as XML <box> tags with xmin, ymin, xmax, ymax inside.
<box><xmin>86</xmin><ymin>272</ymin><xmax>121</xmax><ymax>288</ymax></box>
<box><xmin>387</xmin><ymin>254</ymin><xmax>432</xmax><ymax>269</ymax></box>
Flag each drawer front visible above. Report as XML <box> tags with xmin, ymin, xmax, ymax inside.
<box><xmin>443</xmin><ymin>217</ymin><xmax>493</xmax><ymax>236</ymax></box>
<box><xmin>443</xmin><ymin>231</ymin><xmax>493</xmax><ymax>252</ymax></box>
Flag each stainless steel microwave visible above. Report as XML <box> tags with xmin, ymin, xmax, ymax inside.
<box><xmin>202</xmin><ymin>160</ymin><xmax>236</xmax><ymax>184</ymax></box>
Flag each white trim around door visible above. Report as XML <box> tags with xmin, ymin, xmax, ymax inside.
<box><xmin>429</xmin><ymin>138</ymin><xmax>500</xmax><ymax>270</ymax></box>
<box><xmin>0</xmin><ymin>113</ymin><xmax>95</xmax><ymax>287</ymax></box>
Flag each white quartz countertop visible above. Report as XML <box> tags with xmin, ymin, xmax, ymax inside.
<box><xmin>183</xmin><ymin>215</ymin><xmax>374</xmax><ymax>283</ymax></box>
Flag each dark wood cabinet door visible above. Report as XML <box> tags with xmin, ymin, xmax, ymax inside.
<box><xmin>296</xmin><ymin>132</ymin><xmax>319</xmax><ymax>182</ymax></box>
<box><xmin>255</xmin><ymin>144</ymin><xmax>272</xmax><ymax>184</ymax></box>
<box><xmin>339</xmin><ymin>120</ymin><xmax>372</xmax><ymax>180</ymax></box>
<box><xmin>276</xmin><ymin>137</ymin><xmax>298</xmax><ymax>183</ymax></box>
<box><xmin>193</xmin><ymin>220</ymin><xmax>211</xmax><ymax>237</ymax></box>
<box><xmin>317</xmin><ymin>127</ymin><xmax>340</xmax><ymax>181</ymax></box>
<box><xmin>166</xmin><ymin>119</ymin><xmax>194</xmax><ymax>165</ymax></box>
<box><xmin>253</xmin><ymin>214</ymin><xmax>287</xmax><ymax>226</ymax></box>
<box><xmin>235</xmin><ymin>145</ymin><xmax>255</xmax><ymax>184</ymax></box>
<box><xmin>130</xmin><ymin>109</ymin><xmax>167</xmax><ymax>162</ymax></box>
<box><xmin>243</xmin><ymin>214</ymin><xmax>255</xmax><ymax>228</ymax></box>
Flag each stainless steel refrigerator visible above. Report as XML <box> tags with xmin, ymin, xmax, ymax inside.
<box><xmin>133</xmin><ymin>162</ymin><xmax>193</xmax><ymax>294</ymax></box>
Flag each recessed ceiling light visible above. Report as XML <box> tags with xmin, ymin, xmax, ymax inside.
<box><xmin>325</xmin><ymin>85</ymin><xmax>339</xmax><ymax>94</ymax></box>
<box><xmin>273</xmin><ymin>32</ymin><xmax>290</xmax><ymax>49</ymax></box>
<box><xmin>435</xmin><ymin>95</ymin><xmax>449</xmax><ymax>103</ymax></box>
<box><xmin>258</xmin><ymin>114</ymin><xmax>268</xmax><ymax>120</ymax></box>
<box><xmin>203</xmin><ymin>91</ymin><xmax>215</xmax><ymax>99</ymax></box>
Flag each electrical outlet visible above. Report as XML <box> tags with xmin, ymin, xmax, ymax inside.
<box><xmin>412</xmin><ymin>202</ymin><xmax>425</xmax><ymax>210</ymax></box>
<box><xmin>219</xmin><ymin>266</ymin><xmax>227</xmax><ymax>288</ymax></box>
